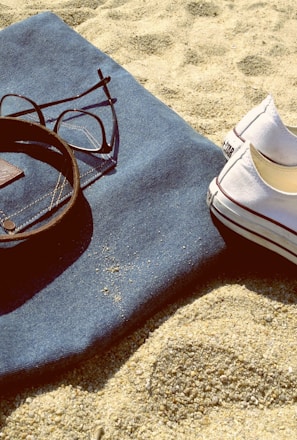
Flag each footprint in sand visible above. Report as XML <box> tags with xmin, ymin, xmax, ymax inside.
<box><xmin>186</xmin><ymin>0</ymin><xmax>220</xmax><ymax>17</ymax></box>
<box><xmin>0</xmin><ymin>0</ymin><xmax>105</xmax><ymax>28</ymax></box>
<box><xmin>237</xmin><ymin>55</ymin><xmax>272</xmax><ymax>76</ymax></box>
<box><xmin>130</xmin><ymin>33</ymin><xmax>173</xmax><ymax>55</ymax></box>
<box><xmin>148</xmin><ymin>341</ymin><xmax>297</xmax><ymax>421</ymax></box>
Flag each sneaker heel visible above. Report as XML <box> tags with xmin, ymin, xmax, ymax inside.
<box><xmin>222</xmin><ymin>129</ymin><xmax>244</xmax><ymax>159</ymax></box>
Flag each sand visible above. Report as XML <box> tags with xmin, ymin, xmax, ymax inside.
<box><xmin>1</xmin><ymin>1</ymin><xmax>297</xmax><ymax>439</ymax></box>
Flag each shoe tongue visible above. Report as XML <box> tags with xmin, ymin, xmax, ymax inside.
<box><xmin>250</xmin><ymin>142</ymin><xmax>297</xmax><ymax>192</ymax></box>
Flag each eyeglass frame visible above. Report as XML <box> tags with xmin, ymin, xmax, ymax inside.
<box><xmin>0</xmin><ymin>68</ymin><xmax>117</xmax><ymax>154</ymax></box>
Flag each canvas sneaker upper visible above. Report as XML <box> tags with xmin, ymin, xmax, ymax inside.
<box><xmin>222</xmin><ymin>95</ymin><xmax>297</xmax><ymax>165</ymax></box>
<box><xmin>207</xmin><ymin>141</ymin><xmax>297</xmax><ymax>264</ymax></box>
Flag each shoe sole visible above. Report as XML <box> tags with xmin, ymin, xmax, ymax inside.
<box><xmin>207</xmin><ymin>177</ymin><xmax>297</xmax><ymax>265</ymax></box>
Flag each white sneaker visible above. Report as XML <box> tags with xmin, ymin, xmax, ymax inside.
<box><xmin>207</xmin><ymin>141</ymin><xmax>297</xmax><ymax>265</ymax></box>
<box><xmin>222</xmin><ymin>95</ymin><xmax>297</xmax><ymax>165</ymax></box>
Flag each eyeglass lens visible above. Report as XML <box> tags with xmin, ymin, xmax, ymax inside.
<box><xmin>1</xmin><ymin>95</ymin><xmax>43</xmax><ymax>125</ymax></box>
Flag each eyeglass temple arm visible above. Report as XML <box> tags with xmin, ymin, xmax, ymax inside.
<box><xmin>97</xmin><ymin>69</ymin><xmax>113</xmax><ymax>102</ymax></box>
<box><xmin>39</xmin><ymin>71</ymin><xmax>111</xmax><ymax>110</ymax></box>
<box><xmin>8</xmin><ymin>70</ymin><xmax>111</xmax><ymax>118</ymax></box>
<box><xmin>97</xmin><ymin>69</ymin><xmax>118</xmax><ymax>149</ymax></box>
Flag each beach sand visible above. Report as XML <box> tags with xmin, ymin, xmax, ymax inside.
<box><xmin>1</xmin><ymin>1</ymin><xmax>297</xmax><ymax>439</ymax></box>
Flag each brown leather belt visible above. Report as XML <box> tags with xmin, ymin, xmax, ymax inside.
<box><xmin>0</xmin><ymin>117</ymin><xmax>80</xmax><ymax>242</ymax></box>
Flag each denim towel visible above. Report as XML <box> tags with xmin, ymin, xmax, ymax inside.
<box><xmin>0</xmin><ymin>12</ymin><xmax>225</xmax><ymax>390</ymax></box>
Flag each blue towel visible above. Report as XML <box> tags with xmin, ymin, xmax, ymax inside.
<box><xmin>0</xmin><ymin>12</ymin><xmax>225</xmax><ymax>391</ymax></box>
